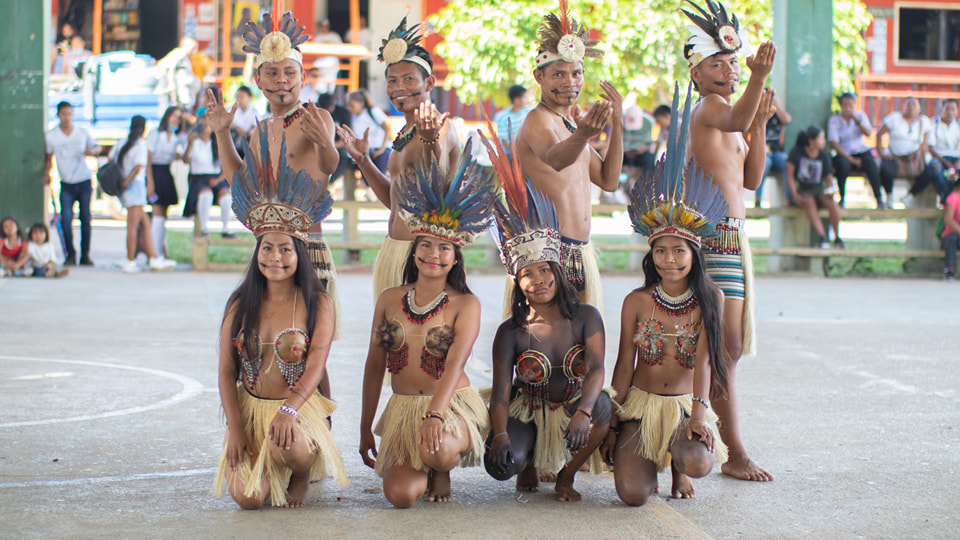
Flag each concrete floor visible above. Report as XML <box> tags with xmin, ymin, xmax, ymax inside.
<box><xmin>1</xmin><ymin>228</ymin><xmax>959</xmax><ymax>539</ymax></box>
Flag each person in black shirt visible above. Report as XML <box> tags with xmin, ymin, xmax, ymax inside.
<box><xmin>786</xmin><ymin>125</ymin><xmax>845</xmax><ymax>248</ymax></box>
<box><xmin>756</xmin><ymin>93</ymin><xmax>791</xmax><ymax>208</ymax></box>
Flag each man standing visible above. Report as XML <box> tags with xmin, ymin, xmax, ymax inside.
<box><xmin>494</xmin><ymin>84</ymin><xmax>532</xmax><ymax>147</ymax></box>
<box><xmin>337</xmin><ymin>16</ymin><xmax>461</xmax><ymax>296</ymax></box>
<box><xmin>683</xmin><ymin>0</ymin><xmax>775</xmax><ymax>481</ymax></box>
<box><xmin>44</xmin><ymin>101</ymin><xmax>101</xmax><ymax>266</ymax></box>
<box><xmin>514</xmin><ymin>1</ymin><xmax>623</xmax><ymax>311</ymax></box>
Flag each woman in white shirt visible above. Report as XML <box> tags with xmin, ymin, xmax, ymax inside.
<box><xmin>875</xmin><ymin>97</ymin><xmax>935</xmax><ymax>207</ymax></box>
<box><xmin>182</xmin><ymin>115</ymin><xmax>234</xmax><ymax>237</ymax></box>
<box><xmin>347</xmin><ymin>90</ymin><xmax>391</xmax><ymax>182</ymax></box>
<box><xmin>110</xmin><ymin>116</ymin><xmax>176</xmax><ymax>273</ymax></box>
<box><xmin>146</xmin><ymin>106</ymin><xmax>186</xmax><ymax>256</ymax></box>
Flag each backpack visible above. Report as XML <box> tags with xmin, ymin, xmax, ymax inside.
<box><xmin>96</xmin><ymin>160</ymin><xmax>124</xmax><ymax>196</ymax></box>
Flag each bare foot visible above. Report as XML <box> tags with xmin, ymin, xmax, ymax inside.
<box><xmin>284</xmin><ymin>473</ymin><xmax>310</xmax><ymax>508</ymax></box>
<box><xmin>722</xmin><ymin>454</ymin><xmax>774</xmax><ymax>482</ymax></box>
<box><xmin>671</xmin><ymin>468</ymin><xmax>695</xmax><ymax>499</ymax></box>
<box><xmin>425</xmin><ymin>471</ymin><xmax>452</xmax><ymax>502</ymax></box>
<box><xmin>554</xmin><ymin>466</ymin><xmax>581</xmax><ymax>502</ymax></box>
<box><xmin>516</xmin><ymin>463</ymin><xmax>539</xmax><ymax>492</ymax></box>
<box><xmin>538</xmin><ymin>471</ymin><xmax>557</xmax><ymax>483</ymax></box>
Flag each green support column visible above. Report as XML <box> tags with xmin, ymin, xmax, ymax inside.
<box><xmin>771</xmin><ymin>0</ymin><xmax>834</xmax><ymax>271</ymax></box>
<box><xmin>0</xmin><ymin>0</ymin><xmax>48</xmax><ymax>226</ymax></box>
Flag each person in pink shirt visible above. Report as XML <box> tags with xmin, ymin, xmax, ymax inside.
<box><xmin>941</xmin><ymin>177</ymin><xmax>960</xmax><ymax>281</ymax></box>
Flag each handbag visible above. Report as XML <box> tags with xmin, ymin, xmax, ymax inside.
<box><xmin>97</xmin><ymin>161</ymin><xmax>124</xmax><ymax>196</ymax></box>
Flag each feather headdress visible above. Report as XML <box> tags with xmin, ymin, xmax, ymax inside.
<box><xmin>479</xmin><ymin>117</ymin><xmax>561</xmax><ymax>276</ymax></box>
<box><xmin>681</xmin><ymin>0</ymin><xmax>752</xmax><ymax>68</ymax></box>
<box><xmin>395</xmin><ymin>139</ymin><xmax>497</xmax><ymax>247</ymax></box>
<box><xmin>628</xmin><ymin>82</ymin><xmax>729</xmax><ymax>247</ymax></box>
<box><xmin>231</xmin><ymin>123</ymin><xmax>333</xmax><ymax>241</ymax></box>
<box><xmin>535</xmin><ymin>0</ymin><xmax>603</xmax><ymax>69</ymax></box>
<box><xmin>378</xmin><ymin>15</ymin><xmax>433</xmax><ymax>76</ymax></box>
<box><xmin>241</xmin><ymin>1</ymin><xmax>309</xmax><ymax>67</ymax></box>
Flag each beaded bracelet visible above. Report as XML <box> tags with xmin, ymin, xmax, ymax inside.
<box><xmin>278</xmin><ymin>404</ymin><xmax>298</xmax><ymax>418</ymax></box>
<box><xmin>419</xmin><ymin>133</ymin><xmax>439</xmax><ymax>146</ymax></box>
<box><xmin>422</xmin><ymin>410</ymin><xmax>444</xmax><ymax>422</ymax></box>
<box><xmin>692</xmin><ymin>396</ymin><xmax>710</xmax><ymax>409</ymax></box>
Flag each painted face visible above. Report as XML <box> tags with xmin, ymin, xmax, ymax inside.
<box><xmin>518</xmin><ymin>261</ymin><xmax>558</xmax><ymax>304</ymax></box>
<box><xmin>652</xmin><ymin>236</ymin><xmax>694</xmax><ymax>281</ymax></box>
<box><xmin>536</xmin><ymin>61</ymin><xmax>584</xmax><ymax>106</ymax></box>
<box><xmin>693</xmin><ymin>53</ymin><xmax>741</xmax><ymax>95</ymax></box>
<box><xmin>255</xmin><ymin>59</ymin><xmax>304</xmax><ymax>107</ymax></box>
<box><xmin>257</xmin><ymin>232</ymin><xmax>298</xmax><ymax>281</ymax></box>
<box><xmin>413</xmin><ymin>236</ymin><xmax>456</xmax><ymax>276</ymax></box>
<box><xmin>385</xmin><ymin>61</ymin><xmax>433</xmax><ymax>114</ymax></box>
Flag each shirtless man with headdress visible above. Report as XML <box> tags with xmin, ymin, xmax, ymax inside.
<box><xmin>510</xmin><ymin>0</ymin><xmax>623</xmax><ymax>317</ymax></box>
<box><xmin>205</xmin><ymin>3</ymin><xmax>339</xmax><ymax>396</ymax></box>
<box><xmin>682</xmin><ymin>0</ymin><xmax>776</xmax><ymax>481</ymax></box>
<box><xmin>338</xmin><ymin>16</ymin><xmax>461</xmax><ymax>297</ymax></box>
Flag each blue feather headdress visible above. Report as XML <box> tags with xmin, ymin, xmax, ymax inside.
<box><xmin>395</xmin><ymin>139</ymin><xmax>497</xmax><ymax>247</ymax></box>
<box><xmin>478</xmin><ymin>117</ymin><xmax>561</xmax><ymax>276</ymax></box>
<box><xmin>628</xmin><ymin>82</ymin><xmax>729</xmax><ymax>247</ymax></box>
<box><xmin>231</xmin><ymin>123</ymin><xmax>333</xmax><ymax>241</ymax></box>
<box><xmin>378</xmin><ymin>16</ymin><xmax>433</xmax><ymax>76</ymax></box>
<box><xmin>241</xmin><ymin>1</ymin><xmax>309</xmax><ymax>67</ymax></box>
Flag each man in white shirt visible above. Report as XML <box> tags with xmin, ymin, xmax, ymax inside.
<box><xmin>229</xmin><ymin>86</ymin><xmax>258</xmax><ymax>141</ymax></box>
<box><xmin>300</xmin><ymin>67</ymin><xmax>323</xmax><ymax>105</ymax></box>
<box><xmin>44</xmin><ymin>101</ymin><xmax>101</xmax><ymax>266</ymax></box>
<box><xmin>925</xmin><ymin>98</ymin><xmax>960</xmax><ymax>203</ymax></box>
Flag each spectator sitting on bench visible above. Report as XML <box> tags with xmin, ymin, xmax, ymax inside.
<box><xmin>829</xmin><ymin>92</ymin><xmax>882</xmax><ymax>209</ymax></box>
<box><xmin>756</xmin><ymin>91</ymin><xmax>791</xmax><ymax>209</ymax></box>
<box><xmin>786</xmin><ymin>125</ymin><xmax>845</xmax><ymax>249</ymax></box>
<box><xmin>925</xmin><ymin>99</ymin><xmax>959</xmax><ymax>206</ymax></box>
<box><xmin>942</xmin><ymin>177</ymin><xmax>960</xmax><ymax>281</ymax></box>
<box><xmin>876</xmin><ymin>97</ymin><xmax>938</xmax><ymax>208</ymax></box>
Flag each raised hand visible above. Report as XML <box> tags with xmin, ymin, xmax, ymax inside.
<box><xmin>746</xmin><ymin>41</ymin><xmax>777</xmax><ymax>81</ymax></box>
<box><xmin>204</xmin><ymin>87</ymin><xmax>237</xmax><ymax>134</ymax></box>
<box><xmin>336</xmin><ymin>124</ymin><xmax>370</xmax><ymax>160</ymax></box>
<box><xmin>599</xmin><ymin>80</ymin><xmax>623</xmax><ymax>120</ymax></box>
<box><xmin>414</xmin><ymin>101</ymin><xmax>449</xmax><ymax>144</ymax></box>
<box><xmin>573</xmin><ymin>100</ymin><xmax>613</xmax><ymax>139</ymax></box>
<box><xmin>751</xmin><ymin>88</ymin><xmax>776</xmax><ymax>131</ymax></box>
<box><xmin>301</xmin><ymin>104</ymin><xmax>334</xmax><ymax>149</ymax></box>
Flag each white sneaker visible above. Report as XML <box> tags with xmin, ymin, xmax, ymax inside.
<box><xmin>149</xmin><ymin>256</ymin><xmax>177</xmax><ymax>272</ymax></box>
<box><xmin>121</xmin><ymin>260</ymin><xmax>142</xmax><ymax>273</ymax></box>
<box><xmin>900</xmin><ymin>193</ymin><xmax>914</xmax><ymax>207</ymax></box>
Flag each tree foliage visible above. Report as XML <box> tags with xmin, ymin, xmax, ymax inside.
<box><xmin>430</xmin><ymin>0</ymin><xmax>870</xmax><ymax>109</ymax></box>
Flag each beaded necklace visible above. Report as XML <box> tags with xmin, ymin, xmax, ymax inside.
<box><xmin>392</xmin><ymin>125</ymin><xmax>417</xmax><ymax>151</ymax></box>
<box><xmin>402</xmin><ymin>288</ymin><xmax>448</xmax><ymax>324</ymax></box>
<box><xmin>540</xmin><ymin>103</ymin><xmax>577</xmax><ymax>134</ymax></box>
<box><xmin>652</xmin><ymin>284</ymin><xmax>698</xmax><ymax>317</ymax></box>
<box><xmin>280</xmin><ymin>105</ymin><xmax>304</xmax><ymax>128</ymax></box>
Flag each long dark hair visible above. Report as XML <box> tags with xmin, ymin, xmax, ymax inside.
<box><xmin>224</xmin><ymin>235</ymin><xmax>327</xmax><ymax>383</ymax></box>
<box><xmin>158</xmin><ymin>107</ymin><xmax>183</xmax><ymax>134</ymax></box>
<box><xmin>401</xmin><ymin>235</ymin><xmax>471</xmax><ymax>294</ymax></box>
<box><xmin>510</xmin><ymin>261</ymin><xmax>579</xmax><ymax>327</ymax></box>
<box><xmin>118</xmin><ymin>115</ymin><xmax>146</xmax><ymax>166</ymax></box>
<box><xmin>794</xmin><ymin>124</ymin><xmax>823</xmax><ymax>150</ymax></box>
<box><xmin>641</xmin><ymin>238</ymin><xmax>728</xmax><ymax>398</ymax></box>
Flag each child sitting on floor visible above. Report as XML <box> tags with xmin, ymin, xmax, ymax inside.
<box><xmin>27</xmin><ymin>222</ymin><xmax>69</xmax><ymax>278</ymax></box>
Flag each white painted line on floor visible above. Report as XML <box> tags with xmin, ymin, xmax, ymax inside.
<box><xmin>0</xmin><ymin>467</ymin><xmax>217</xmax><ymax>489</ymax></box>
<box><xmin>0</xmin><ymin>356</ymin><xmax>204</xmax><ymax>428</ymax></box>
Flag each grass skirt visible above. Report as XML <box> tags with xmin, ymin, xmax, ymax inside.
<box><xmin>213</xmin><ymin>385</ymin><xmax>349</xmax><ymax>507</ymax></box>
<box><xmin>372</xmin><ymin>236</ymin><xmax>412</xmax><ymax>298</ymax></box>
<box><xmin>617</xmin><ymin>387</ymin><xmax>727</xmax><ymax>471</ymax></box>
<box><xmin>373</xmin><ymin>387</ymin><xmax>489</xmax><ymax>477</ymax></box>
<box><xmin>741</xmin><ymin>229</ymin><xmax>757</xmax><ymax>356</ymax></box>
<box><xmin>506</xmin><ymin>389</ymin><xmax>613</xmax><ymax>475</ymax></box>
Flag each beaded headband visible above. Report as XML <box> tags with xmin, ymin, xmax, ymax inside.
<box><xmin>396</xmin><ymin>139</ymin><xmax>497</xmax><ymax>247</ymax></box>
<box><xmin>682</xmin><ymin>0</ymin><xmax>752</xmax><ymax>68</ymax></box>
<box><xmin>479</xmin><ymin>117</ymin><xmax>561</xmax><ymax>276</ymax></box>
<box><xmin>535</xmin><ymin>0</ymin><xmax>603</xmax><ymax>69</ymax></box>
<box><xmin>241</xmin><ymin>1</ymin><xmax>309</xmax><ymax>68</ymax></box>
<box><xmin>231</xmin><ymin>122</ymin><xmax>333</xmax><ymax>241</ymax></box>
<box><xmin>378</xmin><ymin>16</ymin><xmax>433</xmax><ymax>76</ymax></box>
<box><xmin>627</xmin><ymin>82</ymin><xmax>728</xmax><ymax>247</ymax></box>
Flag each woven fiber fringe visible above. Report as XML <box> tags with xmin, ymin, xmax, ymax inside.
<box><xmin>373</xmin><ymin>387</ymin><xmax>490</xmax><ymax>477</ymax></box>
<box><xmin>308</xmin><ymin>236</ymin><xmax>341</xmax><ymax>340</ymax></box>
<box><xmin>213</xmin><ymin>385</ymin><xmax>349</xmax><ymax>507</ymax></box>
<box><xmin>617</xmin><ymin>387</ymin><xmax>727</xmax><ymax>471</ymax></box>
<box><xmin>500</xmin><ymin>242</ymin><xmax>603</xmax><ymax>321</ymax></box>
<box><xmin>740</xmin><ymin>228</ymin><xmax>757</xmax><ymax>357</ymax></box>
<box><xmin>372</xmin><ymin>236</ymin><xmax>413</xmax><ymax>298</ymax></box>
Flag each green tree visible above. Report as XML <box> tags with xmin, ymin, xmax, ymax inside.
<box><xmin>430</xmin><ymin>0</ymin><xmax>869</xmax><ymax>109</ymax></box>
